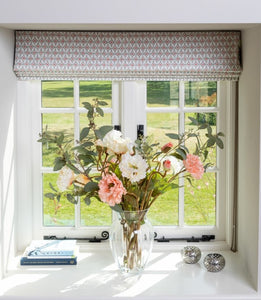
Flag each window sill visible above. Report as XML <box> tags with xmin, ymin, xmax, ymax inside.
<box><xmin>0</xmin><ymin>243</ymin><xmax>259</xmax><ymax>300</ymax></box>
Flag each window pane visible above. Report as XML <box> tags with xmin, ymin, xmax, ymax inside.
<box><xmin>184</xmin><ymin>172</ymin><xmax>216</xmax><ymax>226</ymax></box>
<box><xmin>148</xmin><ymin>189</ymin><xmax>179</xmax><ymax>225</ymax></box>
<box><xmin>42</xmin><ymin>113</ymin><xmax>74</xmax><ymax>167</ymax></box>
<box><xmin>80</xmin><ymin>81</ymin><xmax>112</xmax><ymax>108</ymax></box>
<box><xmin>147</xmin><ymin>81</ymin><xmax>179</xmax><ymax>107</ymax></box>
<box><xmin>80</xmin><ymin>198</ymin><xmax>112</xmax><ymax>226</ymax></box>
<box><xmin>185</xmin><ymin>81</ymin><xmax>217</xmax><ymax>107</ymax></box>
<box><xmin>147</xmin><ymin>113</ymin><xmax>179</xmax><ymax>146</ymax></box>
<box><xmin>42</xmin><ymin>81</ymin><xmax>74</xmax><ymax>108</ymax></box>
<box><xmin>146</xmin><ymin>112</ymin><xmax>179</xmax><ymax>226</ymax></box>
<box><xmin>185</xmin><ymin>112</ymin><xmax>217</xmax><ymax>166</ymax></box>
<box><xmin>43</xmin><ymin>173</ymin><xmax>75</xmax><ymax>226</ymax></box>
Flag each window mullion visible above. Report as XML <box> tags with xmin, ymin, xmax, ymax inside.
<box><xmin>112</xmin><ymin>81</ymin><xmax>120</xmax><ymax>127</ymax></box>
<box><xmin>74</xmin><ymin>79</ymin><xmax>81</xmax><ymax>229</ymax></box>
<box><xmin>179</xmin><ymin>81</ymin><xmax>185</xmax><ymax>228</ymax></box>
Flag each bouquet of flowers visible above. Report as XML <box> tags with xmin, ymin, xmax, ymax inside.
<box><xmin>40</xmin><ymin>99</ymin><xmax>223</xmax><ymax>213</ymax></box>
<box><xmin>39</xmin><ymin>98</ymin><xmax>224</xmax><ymax>273</ymax></box>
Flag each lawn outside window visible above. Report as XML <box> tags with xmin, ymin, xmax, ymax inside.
<box><xmin>29</xmin><ymin>80</ymin><xmax>234</xmax><ymax>243</ymax></box>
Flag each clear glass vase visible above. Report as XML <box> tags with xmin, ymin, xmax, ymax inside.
<box><xmin>109</xmin><ymin>209</ymin><xmax>154</xmax><ymax>275</ymax></box>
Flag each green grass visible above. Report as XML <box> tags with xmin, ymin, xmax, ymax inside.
<box><xmin>41</xmin><ymin>80</ymin><xmax>217</xmax><ymax>227</ymax></box>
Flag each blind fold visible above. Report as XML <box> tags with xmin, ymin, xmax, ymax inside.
<box><xmin>14</xmin><ymin>31</ymin><xmax>241</xmax><ymax>81</ymax></box>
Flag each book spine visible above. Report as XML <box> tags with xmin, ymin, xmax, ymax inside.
<box><xmin>20</xmin><ymin>257</ymin><xmax>77</xmax><ymax>265</ymax></box>
<box><xmin>29</xmin><ymin>250</ymin><xmax>75</xmax><ymax>256</ymax></box>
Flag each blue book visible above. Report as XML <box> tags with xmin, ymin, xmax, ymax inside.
<box><xmin>20</xmin><ymin>256</ymin><xmax>77</xmax><ymax>265</ymax></box>
<box><xmin>24</xmin><ymin>240</ymin><xmax>77</xmax><ymax>257</ymax></box>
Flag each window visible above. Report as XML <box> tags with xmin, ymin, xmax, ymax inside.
<box><xmin>31</xmin><ymin>80</ymin><xmax>232</xmax><ymax>241</ymax></box>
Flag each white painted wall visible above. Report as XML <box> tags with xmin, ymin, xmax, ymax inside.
<box><xmin>0</xmin><ymin>0</ymin><xmax>261</xmax><ymax>292</ymax></box>
<box><xmin>0</xmin><ymin>0</ymin><xmax>261</xmax><ymax>25</ymax></box>
<box><xmin>0</xmin><ymin>28</ymin><xmax>17</xmax><ymax>279</ymax></box>
<box><xmin>238</xmin><ymin>26</ymin><xmax>261</xmax><ymax>290</ymax></box>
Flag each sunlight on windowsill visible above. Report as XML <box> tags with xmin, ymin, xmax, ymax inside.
<box><xmin>0</xmin><ymin>244</ymin><xmax>259</xmax><ymax>299</ymax></box>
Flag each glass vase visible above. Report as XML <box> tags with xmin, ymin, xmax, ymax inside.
<box><xmin>109</xmin><ymin>209</ymin><xmax>154</xmax><ymax>275</ymax></box>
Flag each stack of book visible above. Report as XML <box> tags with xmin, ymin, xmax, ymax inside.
<box><xmin>20</xmin><ymin>240</ymin><xmax>78</xmax><ymax>265</ymax></box>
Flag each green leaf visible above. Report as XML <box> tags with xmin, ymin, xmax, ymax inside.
<box><xmin>57</xmin><ymin>133</ymin><xmax>64</xmax><ymax>145</ymax></box>
<box><xmin>217</xmin><ymin>132</ymin><xmax>225</xmax><ymax>137</ymax></box>
<box><xmin>216</xmin><ymin>137</ymin><xmax>224</xmax><ymax>149</ymax></box>
<box><xmin>96</xmin><ymin>107</ymin><xmax>104</xmax><ymax>117</ymax></box>
<box><xmin>172</xmin><ymin>153</ymin><xmax>184</xmax><ymax>161</ymax></box>
<box><xmin>187</xmin><ymin>133</ymin><xmax>198</xmax><ymax>138</ymax></box>
<box><xmin>186</xmin><ymin>177</ymin><xmax>194</xmax><ymax>187</ymax></box>
<box><xmin>176</xmin><ymin>148</ymin><xmax>187</xmax><ymax>160</ymax></box>
<box><xmin>66</xmin><ymin>193</ymin><xmax>77</xmax><ymax>204</ymax></box>
<box><xmin>45</xmin><ymin>193</ymin><xmax>55</xmax><ymax>200</ymax></box>
<box><xmin>80</xmin><ymin>127</ymin><xmax>90</xmax><ymax>141</ymax></box>
<box><xmin>77</xmin><ymin>147</ymin><xmax>90</xmax><ymax>155</ymax></box>
<box><xmin>81</xmin><ymin>141</ymin><xmax>94</xmax><ymax>147</ymax></box>
<box><xmin>82</xmin><ymin>102</ymin><xmax>93</xmax><ymax>110</ymax></box>
<box><xmin>207</xmin><ymin>137</ymin><xmax>216</xmax><ymax>147</ymax></box>
<box><xmin>207</xmin><ymin>125</ymin><xmax>213</xmax><ymax>135</ymax></box>
<box><xmin>165</xmin><ymin>133</ymin><xmax>180</xmax><ymax>140</ymax></box>
<box><xmin>180</xmin><ymin>144</ymin><xmax>189</xmax><ymax>153</ymax></box>
<box><xmin>204</xmin><ymin>162</ymin><xmax>212</xmax><ymax>170</ymax></box>
<box><xmin>188</xmin><ymin>116</ymin><xmax>199</xmax><ymax>126</ymax></box>
<box><xmin>110</xmin><ymin>204</ymin><xmax>123</xmax><ymax>213</ymax></box>
<box><xmin>84</xmin><ymin>181</ymin><xmax>99</xmax><ymax>192</ymax></box>
<box><xmin>87</xmin><ymin>107</ymin><xmax>94</xmax><ymax>118</ymax></box>
<box><xmin>67</xmin><ymin>164</ymin><xmax>81</xmax><ymax>175</ymax></box>
<box><xmin>78</xmin><ymin>155</ymin><xmax>95</xmax><ymax>165</ymax></box>
<box><xmin>198</xmin><ymin>123</ymin><xmax>208</xmax><ymax>130</ymax></box>
<box><xmin>49</xmin><ymin>183</ymin><xmax>57</xmax><ymax>193</ymax></box>
<box><xmin>98</xmin><ymin>100</ymin><xmax>108</xmax><ymax>106</ymax></box>
<box><xmin>53</xmin><ymin>157</ymin><xmax>66</xmax><ymax>171</ymax></box>
<box><xmin>84</xmin><ymin>196</ymin><xmax>91</xmax><ymax>205</ymax></box>
<box><xmin>95</xmin><ymin>125</ymin><xmax>113</xmax><ymax>139</ymax></box>
<box><xmin>203</xmin><ymin>149</ymin><xmax>209</xmax><ymax>160</ymax></box>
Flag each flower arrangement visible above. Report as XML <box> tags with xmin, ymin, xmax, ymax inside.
<box><xmin>39</xmin><ymin>98</ymin><xmax>224</xmax><ymax>273</ymax></box>
<box><xmin>39</xmin><ymin>98</ymin><xmax>224</xmax><ymax>215</ymax></box>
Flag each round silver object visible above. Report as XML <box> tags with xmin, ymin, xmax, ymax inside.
<box><xmin>181</xmin><ymin>246</ymin><xmax>201</xmax><ymax>264</ymax></box>
<box><xmin>203</xmin><ymin>253</ymin><xmax>225</xmax><ymax>272</ymax></box>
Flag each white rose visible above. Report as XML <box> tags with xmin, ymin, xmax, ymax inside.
<box><xmin>102</xmin><ymin>130</ymin><xmax>131</xmax><ymax>154</ymax></box>
<box><xmin>56</xmin><ymin>166</ymin><xmax>75</xmax><ymax>192</ymax></box>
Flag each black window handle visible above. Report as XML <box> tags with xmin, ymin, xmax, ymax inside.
<box><xmin>137</xmin><ymin>125</ymin><xmax>144</xmax><ymax>139</ymax></box>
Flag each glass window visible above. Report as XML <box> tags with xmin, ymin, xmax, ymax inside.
<box><xmin>146</xmin><ymin>81</ymin><xmax>220</xmax><ymax>229</ymax></box>
<box><xmin>38</xmin><ymin>80</ymin><xmax>227</xmax><ymax>239</ymax></box>
<box><xmin>41</xmin><ymin>80</ymin><xmax>113</xmax><ymax>227</ymax></box>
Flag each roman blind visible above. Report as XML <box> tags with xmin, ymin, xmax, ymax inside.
<box><xmin>13</xmin><ymin>31</ymin><xmax>241</xmax><ymax>81</ymax></box>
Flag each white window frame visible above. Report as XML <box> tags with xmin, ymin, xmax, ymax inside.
<box><xmin>16</xmin><ymin>80</ymin><xmax>235</xmax><ymax>245</ymax></box>
<box><xmin>121</xmin><ymin>81</ymin><xmax>234</xmax><ymax>242</ymax></box>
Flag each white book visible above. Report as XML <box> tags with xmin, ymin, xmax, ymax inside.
<box><xmin>24</xmin><ymin>240</ymin><xmax>77</xmax><ymax>257</ymax></box>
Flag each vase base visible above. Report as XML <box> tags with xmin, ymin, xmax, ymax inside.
<box><xmin>119</xmin><ymin>265</ymin><xmax>145</xmax><ymax>275</ymax></box>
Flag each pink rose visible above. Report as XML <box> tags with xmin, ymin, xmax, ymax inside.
<box><xmin>163</xmin><ymin>159</ymin><xmax>172</xmax><ymax>171</ymax></box>
<box><xmin>161</xmin><ymin>142</ymin><xmax>173</xmax><ymax>153</ymax></box>
<box><xmin>98</xmin><ymin>173</ymin><xmax>126</xmax><ymax>206</ymax></box>
<box><xmin>183</xmin><ymin>154</ymin><xmax>204</xmax><ymax>180</ymax></box>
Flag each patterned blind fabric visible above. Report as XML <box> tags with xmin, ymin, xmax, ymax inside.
<box><xmin>14</xmin><ymin>31</ymin><xmax>241</xmax><ymax>81</ymax></box>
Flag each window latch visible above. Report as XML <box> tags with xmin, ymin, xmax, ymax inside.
<box><xmin>137</xmin><ymin>124</ymin><xmax>144</xmax><ymax>139</ymax></box>
<box><xmin>154</xmin><ymin>234</ymin><xmax>215</xmax><ymax>243</ymax></box>
<box><xmin>43</xmin><ymin>230</ymin><xmax>109</xmax><ymax>243</ymax></box>
<box><xmin>114</xmin><ymin>125</ymin><xmax>121</xmax><ymax>132</ymax></box>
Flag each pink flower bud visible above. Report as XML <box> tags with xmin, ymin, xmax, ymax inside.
<box><xmin>161</xmin><ymin>142</ymin><xmax>173</xmax><ymax>153</ymax></box>
<box><xmin>163</xmin><ymin>159</ymin><xmax>172</xmax><ymax>171</ymax></box>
